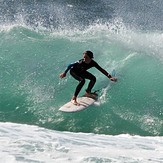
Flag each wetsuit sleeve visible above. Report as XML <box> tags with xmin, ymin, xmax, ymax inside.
<box><xmin>94</xmin><ymin>61</ymin><xmax>110</xmax><ymax>77</ymax></box>
<box><xmin>64</xmin><ymin>62</ymin><xmax>77</xmax><ymax>73</ymax></box>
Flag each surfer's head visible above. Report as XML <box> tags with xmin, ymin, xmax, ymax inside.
<box><xmin>83</xmin><ymin>51</ymin><xmax>93</xmax><ymax>64</ymax></box>
<box><xmin>84</xmin><ymin>51</ymin><xmax>94</xmax><ymax>59</ymax></box>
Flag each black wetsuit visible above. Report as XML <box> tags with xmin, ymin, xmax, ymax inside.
<box><xmin>65</xmin><ymin>59</ymin><xmax>109</xmax><ymax>97</ymax></box>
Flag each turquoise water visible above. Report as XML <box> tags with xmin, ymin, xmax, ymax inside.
<box><xmin>1</xmin><ymin>24</ymin><xmax>162</xmax><ymax>136</ymax></box>
<box><xmin>1</xmin><ymin>0</ymin><xmax>163</xmax><ymax>134</ymax></box>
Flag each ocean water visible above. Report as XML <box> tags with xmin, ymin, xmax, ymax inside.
<box><xmin>0</xmin><ymin>0</ymin><xmax>163</xmax><ymax>162</ymax></box>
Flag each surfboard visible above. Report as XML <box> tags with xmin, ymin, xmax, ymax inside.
<box><xmin>59</xmin><ymin>96</ymin><xmax>96</xmax><ymax>112</ymax></box>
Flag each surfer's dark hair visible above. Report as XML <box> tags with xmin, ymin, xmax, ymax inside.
<box><xmin>85</xmin><ymin>51</ymin><xmax>94</xmax><ymax>59</ymax></box>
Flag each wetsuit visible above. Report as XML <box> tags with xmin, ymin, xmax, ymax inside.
<box><xmin>65</xmin><ymin>59</ymin><xmax>110</xmax><ymax>97</ymax></box>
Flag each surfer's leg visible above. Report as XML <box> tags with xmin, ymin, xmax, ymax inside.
<box><xmin>84</xmin><ymin>71</ymin><xmax>96</xmax><ymax>93</ymax></box>
<box><xmin>70</xmin><ymin>70</ymin><xmax>85</xmax><ymax>97</ymax></box>
<box><xmin>83</xmin><ymin>71</ymin><xmax>97</xmax><ymax>99</ymax></box>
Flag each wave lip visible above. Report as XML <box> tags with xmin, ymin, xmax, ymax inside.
<box><xmin>1</xmin><ymin>0</ymin><xmax>163</xmax><ymax>31</ymax></box>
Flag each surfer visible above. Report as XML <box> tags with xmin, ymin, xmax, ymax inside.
<box><xmin>60</xmin><ymin>51</ymin><xmax>117</xmax><ymax>105</ymax></box>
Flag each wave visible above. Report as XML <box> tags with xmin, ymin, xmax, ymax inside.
<box><xmin>1</xmin><ymin>23</ymin><xmax>163</xmax><ymax>136</ymax></box>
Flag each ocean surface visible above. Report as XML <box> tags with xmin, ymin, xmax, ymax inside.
<box><xmin>0</xmin><ymin>0</ymin><xmax>163</xmax><ymax>162</ymax></box>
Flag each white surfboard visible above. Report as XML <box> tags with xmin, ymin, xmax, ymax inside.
<box><xmin>59</xmin><ymin>96</ymin><xmax>96</xmax><ymax>112</ymax></box>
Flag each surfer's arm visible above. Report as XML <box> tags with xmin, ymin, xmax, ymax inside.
<box><xmin>60</xmin><ymin>62</ymin><xmax>77</xmax><ymax>79</ymax></box>
<box><xmin>64</xmin><ymin>62</ymin><xmax>76</xmax><ymax>73</ymax></box>
<box><xmin>95</xmin><ymin>62</ymin><xmax>117</xmax><ymax>82</ymax></box>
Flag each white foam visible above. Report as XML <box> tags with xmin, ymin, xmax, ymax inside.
<box><xmin>0</xmin><ymin>122</ymin><xmax>163</xmax><ymax>163</ymax></box>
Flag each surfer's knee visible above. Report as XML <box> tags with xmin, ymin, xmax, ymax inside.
<box><xmin>92</xmin><ymin>76</ymin><xmax>96</xmax><ymax>83</ymax></box>
<box><xmin>80</xmin><ymin>78</ymin><xmax>85</xmax><ymax>85</ymax></box>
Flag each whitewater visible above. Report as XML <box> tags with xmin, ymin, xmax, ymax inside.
<box><xmin>0</xmin><ymin>0</ymin><xmax>163</xmax><ymax>162</ymax></box>
<box><xmin>0</xmin><ymin>122</ymin><xmax>163</xmax><ymax>163</ymax></box>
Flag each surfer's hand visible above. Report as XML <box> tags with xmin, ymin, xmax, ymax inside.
<box><xmin>60</xmin><ymin>72</ymin><xmax>66</xmax><ymax>79</ymax></box>
<box><xmin>110</xmin><ymin>78</ymin><xmax>117</xmax><ymax>82</ymax></box>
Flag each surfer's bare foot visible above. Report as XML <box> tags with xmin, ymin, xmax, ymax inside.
<box><xmin>84</xmin><ymin>92</ymin><xmax>98</xmax><ymax>100</ymax></box>
<box><xmin>71</xmin><ymin>99</ymin><xmax>79</xmax><ymax>106</ymax></box>
<box><xmin>71</xmin><ymin>96</ymin><xmax>79</xmax><ymax>106</ymax></box>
